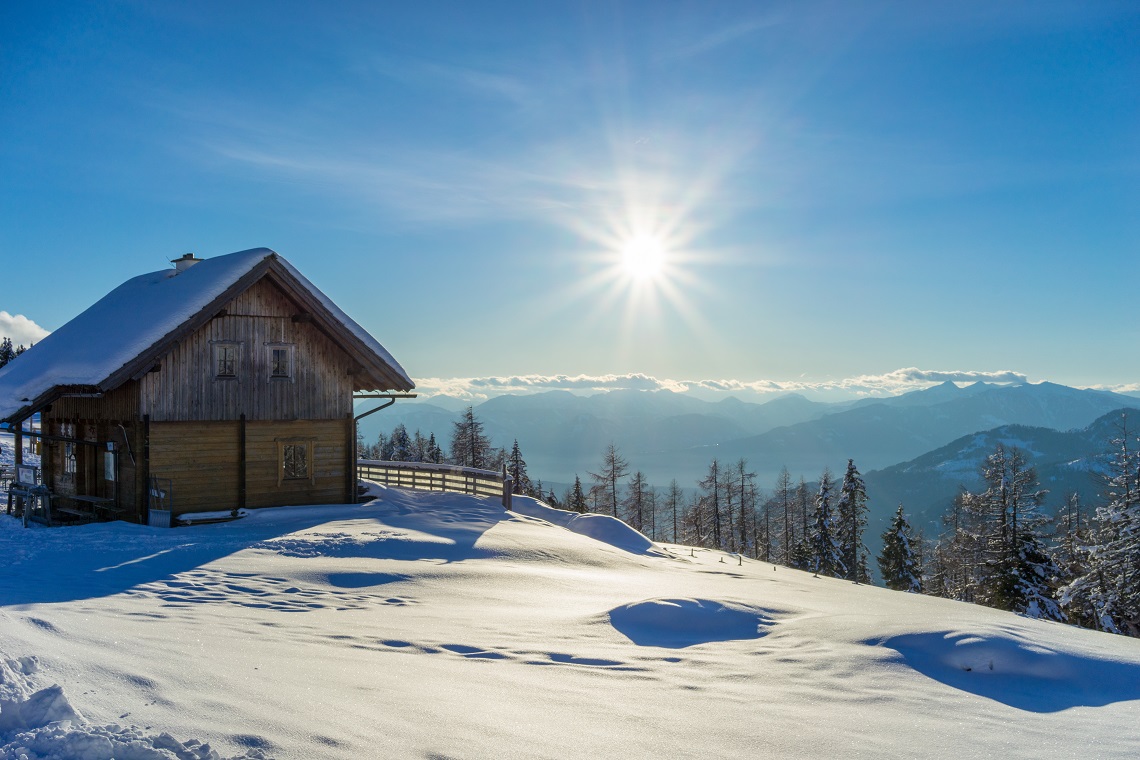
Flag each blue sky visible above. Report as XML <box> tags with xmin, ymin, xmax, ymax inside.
<box><xmin>2</xmin><ymin>1</ymin><xmax>1137</xmax><ymax>401</ymax></box>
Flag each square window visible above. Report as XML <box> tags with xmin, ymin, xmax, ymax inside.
<box><xmin>283</xmin><ymin>443</ymin><xmax>309</xmax><ymax>480</ymax></box>
<box><xmin>215</xmin><ymin>344</ymin><xmax>237</xmax><ymax>378</ymax></box>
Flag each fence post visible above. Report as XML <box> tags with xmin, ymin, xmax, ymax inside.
<box><xmin>502</xmin><ymin>477</ymin><xmax>513</xmax><ymax>510</ymax></box>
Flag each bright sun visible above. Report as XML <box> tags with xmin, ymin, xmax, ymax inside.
<box><xmin>620</xmin><ymin>235</ymin><xmax>666</xmax><ymax>280</ymax></box>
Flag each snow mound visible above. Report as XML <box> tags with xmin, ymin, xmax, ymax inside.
<box><xmin>0</xmin><ymin>657</ymin><xmax>38</xmax><ymax>705</ymax></box>
<box><xmin>1</xmin><ymin>656</ymin><xmax>82</xmax><ymax>738</ymax></box>
<box><xmin>877</xmin><ymin>630</ymin><xmax>1140</xmax><ymax>712</ymax></box>
<box><xmin>609</xmin><ymin>598</ymin><xmax>774</xmax><ymax>648</ymax></box>
<box><xmin>510</xmin><ymin>497</ymin><xmax>668</xmax><ymax>557</ymax></box>
<box><xmin>0</xmin><ymin>652</ymin><xmax>265</xmax><ymax>760</ymax></box>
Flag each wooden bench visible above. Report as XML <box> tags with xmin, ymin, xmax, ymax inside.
<box><xmin>54</xmin><ymin>506</ymin><xmax>95</xmax><ymax>523</ymax></box>
<box><xmin>61</xmin><ymin>494</ymin><xmax>123</xmax><ymax>522</ymax></box>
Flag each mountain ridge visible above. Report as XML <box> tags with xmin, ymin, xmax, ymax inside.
<box><xmin>357</xmin><ymin>383</ymin><xmax>1140</xmax><ymax>498</ymax></box>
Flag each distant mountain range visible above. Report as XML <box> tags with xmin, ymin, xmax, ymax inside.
<box><xmin>359</xmin><ymin>382</ymin><xmax>1140</xmax><ymax>499</ymax></box>
<box><xmin>705</xmin><ymin>381</ymin><xmax>1139</xmax><ymax>484</ymax></box>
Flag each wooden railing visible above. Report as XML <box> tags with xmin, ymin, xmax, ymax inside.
<box><xmin>357</xmin><ymin>460</ymin><xmax>513</xmax><ymax>509</ymax></box>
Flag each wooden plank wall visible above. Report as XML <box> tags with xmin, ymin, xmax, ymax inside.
<box><xmin>139</xmin><ymin>278</ymin><xmax>355</xmax><ymax>422</ymax></box>
<box><xmin>244</xmin><ymin>419</ymin><xmax>350</xmax><ymax>508</ymax></box>
<box><xmin>149</xmin><ymin>421</ymin><xmax>241</xmax><ymax>513</ymax></box>
<box><xmin>49</xmin><ymin>382</ymin><xmax>140</xmax><ymax>421</ymax></box>
<box><xmin>149</xmin><ymin>418</ymin><xmax>350</xmax><ymax>512</ymax></box>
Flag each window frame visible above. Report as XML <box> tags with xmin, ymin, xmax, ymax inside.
<box><xmin>277</xmin><ymin>437</ymin><xmax>316</xmax><ymax>485</ymax></box>
<box><xmin>265</xmin><ymin>342</ymin><xmax>295</xmax><ymax>383</ymax></box>
<box><xmin>60</xmin><ymin>422</ymin><xmax>76</xmax><ymax>480</ymax></box>
<box><xmin>211</xmin><ymin>340</ymin><xmax>241</xmax><ymax>380</ymax></box>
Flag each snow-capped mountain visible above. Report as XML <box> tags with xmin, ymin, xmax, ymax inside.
<box><xmin>863</xmin><ymin>409</ymin><xmax>1132</xmax><ymax>542</ymax></box>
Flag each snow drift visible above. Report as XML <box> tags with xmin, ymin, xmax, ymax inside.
<box><xmin>1</xmin><ymin>487</ymin><xmax>1139</xmax><ymax>758</ymax></box>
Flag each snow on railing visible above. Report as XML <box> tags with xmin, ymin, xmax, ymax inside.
<box><xmin>357</xmin><ymin>460</ymin><xmax>513</xmax><ymax>509</ymax></box>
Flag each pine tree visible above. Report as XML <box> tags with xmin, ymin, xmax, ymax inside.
<box><xmin>0</xmin><ymin>337</ymin><xmax>14</xmax><ymax>368</ymax></box>
<box><xmin>623</xmin><ymin>471</ymin><xmax>651</xmax><ymax>532</ymax></box>
<box><xmin>425</xmin><ymin>433</ymin><xmax>443</xmax><ymax>464</ymax></box>
<box><xmin>1061</xmin><ymin>414</ymin><xmax>1140</xmax><ymax>635</ymax></box>
<box><xmin>734</xmin><ymin>459</ymin><xmax>756</xmax><ymax>557</ymax></box>
<box><xmin>968</xmin><ymin>445</ymin><xmax>1064</xmax><ymax>621</ymax></box>
<box><xmin>796</xmin><ymin>476</ymin><xmax>810</xmax><ymax>542</ymax></box>
<box><xmin>589</xmin><ymin>443</ymin><xmax>628</xmax><ymax>518</ymax></box>
<box><xmin>836</xmin><ymin>459</ymin><xmax>870</xmax><ymax>583</ymax></box>
<box><xmin>928</xmin><ymin>489</ymin><xmax>981</xmax><ymax>602</ymax></box>
<box><xmin>645</xmin><ymin>487</ymin><xmax>658</xmax><ymax>541</ymax></box>
<box><xmin>878</xmin><ymin>505</ymin><xmax>923</xmax><ymax>592</ymax></box>
<box><xmin>1054</xmin><ymin>491</ymin><xmax>1088</xmax><ymax>576</ymax></box>
<box><xmin>666</xmin><ymin>479</ymin><xmax>683</xmax><ymax>543</ymax></box>
<box><xmin>507</xmin><ymin>439</ymin><xmax>533</xmax><ymax>495</ymax></box>
<box><xmin>724</xmin><ymin>465</ymin><xmax>737</xmax><ymax>553</ymax></box>
<box><xmin>410</xmin><ymin>430</ymin><xmax>428</xmax><ymax>462</ymax></box>
<box><xmin>698</xmin><ymin>459</ymin><xmax>725</xmax><ymax>549</ymax></box>
<box><xmin>388</xmin><ymin>424</ymin><xmax>412</xmax><ymax>461</ymax></box>
<box><xmin>789</xmin><ymin>535</ymin><xmax>812</xmax><ymax>571</ymax></box>
<box><xmin>567</xmin><ymin>475</ymin><xmax>588</xmax><ymax>513</ymax></box>
<box><xmin>808</xmin><ymin>468</ymin><xmax>844</xmax><ymax>577</ymax></box>
<box><xmin>450</xmin><ymin>407</ymin><xmax>492</xmax><ymax>469</ymax></box>
<box><xmin>774</xmin><ymin>466</ymin><xmax>794</xmax><ymax>566</ymax></box>
<box><xmin>1052</xmin><ymin>491</ymin><xmax>1091</xmax><ymax>624</ymax></box>
<box><xmin>372</xmin><ymin>432</ymin><xmax>388</xmax><ymax>461</ymax></box>
<box><xmin>681</xmin><ymin>493</ymin><xmax>706</xmax><ymax>547</ymax></box>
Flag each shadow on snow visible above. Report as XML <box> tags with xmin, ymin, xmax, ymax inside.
<box><xmin>0</xmin><ymin>491</ymin><xmax>510</xmax><ymax>607</ymax></box>
<box><xmin>876</xmin><ymin>630</ymin><xmax>1140</xmax><ymax>712</ymax></box>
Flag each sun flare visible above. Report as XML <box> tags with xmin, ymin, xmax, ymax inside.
<box><xmin>620</xmin><ymin>235</ymin><xmax>666</xmax><ymax>280</ymax></box>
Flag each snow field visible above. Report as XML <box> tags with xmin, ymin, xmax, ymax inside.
<box><xmin>1</xmin><ymin>485</ymin><xmax>1138</xmax><ymax>758</ymax></box>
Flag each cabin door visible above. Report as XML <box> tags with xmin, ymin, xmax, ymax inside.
<box><xmin>76</xmin><ymin>423</ymin><xmax>103</xmax><ymax>498</ymax></box>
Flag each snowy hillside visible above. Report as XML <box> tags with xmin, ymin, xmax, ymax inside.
<box><xmin>863</xmin><ymin>409</ymin><xmax>1130</xmax><ymax>538</ymax></box>
<box><xmin>2</xmin><ymin>488</ymin><xmax>1139</xmax><ymax>759</ymax></box>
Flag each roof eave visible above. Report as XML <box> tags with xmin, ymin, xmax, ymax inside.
<box><xmin>1</xmin><ymin>384</ymin><xmax>103</xmax><ymax>426</ymax></box>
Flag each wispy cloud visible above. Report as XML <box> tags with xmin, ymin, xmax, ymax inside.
<box><xmin>410</xmin><ymin>368</ymin><xmax>1034</xmax><ymax>403</ymax></box>
<box><xmin>0</xmin><ymin>312</ymin><xmax>50</xmax><ymax>346</ymax></box>
<box><xmin>1084</xmin><ymin>383</ymin><xmax>1140</xmax><ymax>396</ymax></box>
<box><xmin>660</xmin><ymin>16</ymin><xmax>783</xmax><ymax>61</ymax></box>
<box><xmin>372</xmin><ymin>58</ymin><xmax>535</xmax><ymax>106</ymax></box>
<box><xmin>199</xmin><ymin>119</ymin><xmax>757</xmax><ymax>233</ymax></box>
<box><xmin>155</xmin><ymin>34</ymin><xmax>764</xmax><ymax>229</ymax></box>
<box><xmin>841</xmin><ymin>368</ymin><xmax>1029</xmax><ymax>390</ymax></box>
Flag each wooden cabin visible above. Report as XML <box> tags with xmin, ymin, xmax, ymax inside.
<box><xmin>0</xmin><ymin>248</ymin><xmax>413</xmax><ymax>522</ymax></box>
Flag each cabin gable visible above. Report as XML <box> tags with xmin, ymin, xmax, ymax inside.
<box><xmin>138</xmin><ymin>277</ymin><xmax>355</xmax><ymax>422</ymax></box>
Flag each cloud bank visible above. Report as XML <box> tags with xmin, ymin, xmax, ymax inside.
<box><xmin>0</xmin><ymin>312</ymin><xmax>50</xmax><ymax>347</ymax></box>
<box><xmin>412</xmin><ymin>368</ymin><xmax>1040</xmax><ymax>403</ymax></box>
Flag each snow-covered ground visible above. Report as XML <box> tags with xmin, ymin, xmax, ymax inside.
<box><xmin>0</xmin><ymin>430</ymin><xmax>39</xmax><ymax>474</ymax></box>
<box><xmin>2</xmin><ymin>485</ymin><xmax>1138</xmax><ymax>759</ymax></box>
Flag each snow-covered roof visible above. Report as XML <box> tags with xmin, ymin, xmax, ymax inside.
<box><xmin>0</xmin><ymin>248</ymin><xmax>413</xmax><ymax>422</ymax></box>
